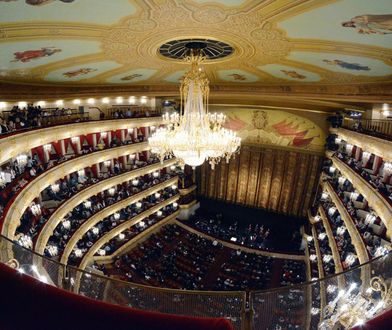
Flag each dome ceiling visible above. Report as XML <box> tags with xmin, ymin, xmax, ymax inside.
<box><xmin>0</xmin><ymin>0</ymin><xmax>391</xmax><ymax>88</ymax></box>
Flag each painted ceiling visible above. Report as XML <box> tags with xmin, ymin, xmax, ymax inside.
<box><xmin>0</xmin><ymin>0</ymin><xmax>391</xmax><ymax>87</ymax></box>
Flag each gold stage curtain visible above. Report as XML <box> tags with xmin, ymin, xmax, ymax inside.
<box><xmin>197</xmin><ymin>145</ymin><xmax>323</xmax><ymax>217</ymax></box>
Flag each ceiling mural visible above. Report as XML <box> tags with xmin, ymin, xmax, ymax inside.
<box><xmin>258</xmin><ymin>64</ymin><xmax>321</xmax><ymax>82</ymax></box>
<box><xmin>44</xmin><ymin>61</ymin><xmax>121</xmax><ymax>82</ymax></box>
<box><xmin>106</xmin><ymin>68</ymin><xmax>157</xmax><ymax>84</ymax></box>
<box><xmin>218</xmin><ymin>69</ymin><xmax>259</xmax><ymax>83</ymax></box>
<box><xmin>0</xmin><ymin>0</ymin><xmax>390</xmax><ymax>87</ymax></box>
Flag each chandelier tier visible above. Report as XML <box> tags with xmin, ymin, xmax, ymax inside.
<box><xmin>149</xmin><ymin>51</ymin><xmax>241</xmax><ymax>169</ymax></box>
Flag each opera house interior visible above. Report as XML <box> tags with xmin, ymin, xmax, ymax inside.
<box><xmin>1</xmin><ymin>1</ymin><xmax>392</xmax><ymax>329</ymax></box>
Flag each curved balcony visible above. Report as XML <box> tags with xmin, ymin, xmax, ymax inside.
<box><xmin>327</xmin><ymin>151</ymin><xmax>392</xmax><ymax>236</ymax></box>
<box><xmin>0</xmin><ymin>117</ymin><xmax>161</xmax><ymax>165</ymax></box>
<box><xmin>2</xmin><ymin>233</ymin><xmax>392</xmax><ymax>330</ymax></box>
<box><xmin>60</xmin><ymin>176</ymin><xmax>178</xmax><ymax>265</ymax></box>
<box><xmin>323</xmin><ymin>182</ymin><xmax>369</xmax><ymax>266</ymax></box>
<box><xmin>317</xmin><ymin>206</ymin><xmax>344</xmax><ymax>274</ymax></box>
<box><xmin>2</xmin><ymin>142</ymin><xmax>149</xmax><ymax>239</ymax></box>
<box><xmin>330</xmin><ymin>127</ymin><xmax>392</xmax><ymax>163</ymax></box>
<box><xmin>35</xmin><ymin>158</ymin><xmax>177</xmax><ymax>255</ymax></box>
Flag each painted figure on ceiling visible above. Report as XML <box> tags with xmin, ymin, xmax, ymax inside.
<box><xmin>322</xmin><ymin>59</ymin><xmax>370</xmax><ymax>71</ymax></box>
<box><xmin>63</xmin><ymin>68</ymin><xmax>97</xmax><ymax>78</ymax></box>
<box><xmin>228</xmin><ymin>73</ymin><xmax>246</xmax><ymax>81</ymax></box>
<box><xmin>281</xmin><ymin>70</ymin><xmax>306</xmax><ymax>80</ymax></box>
<box><xmin>120</xmin><ymin>74</ymin><xmax>143</xmax><ymax>81</ymax></box>
<box><xmin>342</xmin><ymin>14</ymin><xmax>392</xmax><ymax>34</ymax></box>
<box><xmin>11</xmin><ymin>47</ymin><xmax>61</xmax><ymax>63</ymax></box>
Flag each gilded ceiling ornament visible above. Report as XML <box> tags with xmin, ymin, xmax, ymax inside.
<box><xmin>251</xmin><ymin>23</ymin><xmax>290</xmax><ymax>58</ymax></box>
<box><xmin>126</xmin><ymin>18</ymin><xmax>157</xmax><ymax>32</ymax></box>
<box><xmin>192</xmin><ymin>6</ymin><xmax>227</xmax><ymax>24</ymax></box>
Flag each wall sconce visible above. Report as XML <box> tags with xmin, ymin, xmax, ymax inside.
<box><xmin>153</xmin><ymin>171</ymin><xmax>159</xmax><ymax>178</ymax></box>
<box><xmin>132</xmin><ymin>179</ymin><xmax>139</xmax><ymax>186</ymax></box>
<box><xmin>87</xmin><ymin>98</ymin><xmax>95</xmax><ymax>105</ymax></box>
<box><xmin>171</xmin><ymin>185</ymin><xmax>177</xmax><ymax>190</ymax></box>
<box><xmin>102</xmin><ymin>97</ymin><xmax>110</xmax><ymax>104</ymax></box>
<box><xmin>16</xmin><ymin>154</ymin><xmax>28</xmax><ymax>166</ymax></box>
<box><xmin>118</xmin><ymin>233</ymin><xmax>125</xmax><ymax>240</ymax></box>
<box><xmin>129</xmin><ymin>154</ymin><xmax>136</xmax><ymax>160</ymax></box>
<box><xmin>92</xmin><ymin>227</ymin><xmax>99</xmax><ymax>235</ymax></box>
<box><xmin>318</xmin><ymin>232</ymin><xmax>327</xmax><ymax>240</ymax></box>
<box><xmin>173</xmin><ymin>202</ymin><xmax>178</xmax><ymax>208</ymax></box>
<box><xmin>306</xmin><ymin>236</ymin><xmax>313</xmax><ymax>242</ymax></box>
<box><xmin>71</xmin><ymin>136</ymin><xmax>79</xmax><ymax>144</ymax></box>
<box><xmin>157</xmin><ymin>210</ymin><xmax>163</xmax><ymax>217</ymax></box>
<box><xmin>108</xmin><ymin>187</ymin><xmax>115</xmax><ymax>196</ymax></box>
<box><xmin>74</xmin><ymin>248</ymin><xmax>82</xmax><ymax>258</ymax></box>
<box><xmin>51</xmin><ymin>183</ymin><xmax>60</xmax><ymax>193</ymax></box>
<box><xmin>154</xmin><ymin>193</ymin><xmax>161</xmax><ymax>199</ymax></box>
<box><xmin>136</xmin><ymin>202</ymin><xmax>142</xmax><ymax>208</ymax></box>
<box><xmin>43</xmin><ymin>144</ymin><xmax>52</xmax><ymax>152</ymax></box>
<box><xmin>139</xmin><ymin>220</ymin><xmax>145</xmax><ymax>227</ymax></box>
<box><xmin>113</xmin><ymin>212</ymin><xmax>120</xmax><ymax>220</ymax></box>
<box><xmin>62</xmin><ymin>219</ymin><xmax>71</xmax><ymax>230</ymax></box>
<box><xmin>115</xmin><ymin>97</ymin><xmax>123</xmax><ymax>104</ymax></box>
<box><xmin>170</xmin><ymin>165</ymin><xmax>176</xmax><ymax>171</ymax></box>
<box><xmin>97</xmin><ymin>249</ymin><xmax>106</xmax><ymax>256</ymax></box>
<box><xmin>309</xmin><ymin>254</ymin><xmax>317</xmax><ymax>261</ymax></box>
<box><xmin>84</xmin><ymin>201</ymin><xmax>92</xmax><ymax>209</ymax></box>
<box><xmin>103</xmin><ymin>160</ymin><xmax>111</xmax><ymax>167</ymax></box>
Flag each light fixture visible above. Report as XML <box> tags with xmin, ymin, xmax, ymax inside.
<box><xmin>153</xmin><ymin>171</ymin><xmax>159</xmax><ymax>178</ymax></box>
<box><xmin>173</xmin><ymin>202</ymin><xmax>178</xmax><ymax>208</ymax></box>
<box><xmin>383</xmin><ymin>162</ymin><xmax>392</xmax><ymax>176</ymax></box>
<box><xmin>140</xmin><ymin>98</ymin><xmax>147</xmax><ymax>104</ymax></box>
<box><xmin>71</xmin><ymin>136</ymin><xmax>79</xmax><ymax>144</ymax></box>
<box><xmin>103</xmin><ymin>160</ymin><xmax>111</xmax><ymax>167</ymax></box>
<box><xmin>46</xmin><ymin>245</ymin><xmax>58</xmax><ymax>257</ymax></box>
<box><xmin>84</xmin><ymin>201</ymin><xmax>92</xmax><ymax>209</ymax></box>
<box><xmin>113</xmin><ymin>212</ymin><xmax>120</xmax><ymax>220</ymax></box>
<box><xmin>92</xmin><ymin>227</ymin><xmax>99</xmax><ymax>235</ymax></box>
<box><xmin>108</xmin><ymin>187</ymin><xmax>115</xmax><ymax>196</ymax></box>
<box><xmin>128</xmin><ymin>128</ymin><xmax>134</xmax><ymax>134</ymax></box>
<box><xmin>78</xmin><ymin>169</ymin><xmax>85</xmax><ymax>176</ymax></box>
<box><xmin>129</xmin><ymin>153</ymin><xmax>136</xmax><ymax>159</ymax></box>
<box><xmin>129</xmin><ymin>96</ymin><xmax>135</xmax><ymax>104</ymax></box>
<box><xmin>101</xmin><ymin>131</ymin><xmax>108</xmax><ymax>139</ymax></box>
<box><xmin>362</xmin><ymin>151</ymin><xmax>371</xmax><ymax>162</ymax></box>
<box><xmin>62</xmin><ymin>219</ymin><xmax>71</xmax><ymax>230</ymax></box>
<box><xmin>97</xmin><ymin>249</ymin><xmax>106</xmax><ymax>256</ymax></box>
<box><xmin>0</xmin><ymin>101</ymin><xmax>7</xmax><ymax>110</ymax></box>
<box><xmin>115</xmin><ymin>96</ymin><xmax>123</xmax><ymax>104</ymax></box>
<box><xmin>73</xmin><ymin>99</ymin><xmax>81</xmax><ymax>105</ymax></box>
<box><xmin>136</xmin><ymin>202</ymin><xmax>142</xmax><ymax>208</ymax></box>
<box><xmin>309</xmin><ymin>254</ymin><xmax>317</xmax><ymax>261</ymax></box>
<box><xmin>132</xmin><ymin>179</ymin><xmax>139</xmax><ymax>186</ymax></box>
<box><xmin>118</xmin><ymin>233</ymin><xmax>125</xmax><ymax>240</ymax></box>
<box><xmin>36</xmin><ymin>100</ymin><xmax>46</xmax><ymax>107</ymax></box>
<box><xmin>338</xmin><ymin>177</ymin><xmax>347</xmax><ymax>185</ymax></box>
<box><xmin>382</xmin><ymin>103</ymin><xmax>390</xmax><ymax>116</ymax></box>
<box><xmin>16</xmin><ymin>154</ymin><xmax>28</xmax><ymax>166</ymax></box>
<box><xmin>51</xmin><ymin>183</ymin><xmax>60</xmax><ymax>193</ymax></box>
<box><xmin>157</xmin><ymin>210</ymin><xmax>163</xmax><ymax>216</ymax></box>
<box><xmin>74</xmin><ymin>248</ymin><xmax>82</xmax><ymax>258</ymax></box>
<box><xmin>346</xmin><ymin>144</ymin><xmax>353</xmax><ymax>154</ymax></box>
<box><xmin>318</xmin><ymin>233</ymin><xmax>327</xmax><ymax>240</ymax></box>
<box><xmin>17</xmin><ymin>234</ymin><xmax>32</xmax><ymax>249</ymax></box>
<box><xmin>43</xmin><ymin>144</ymin><xmax>52</xmax><ymax>152</ymax></box>
<box><xmin>139</xmin><ymin>220</ymin><xmax>145</xmax><ymax>227</ymax></box>
<box><xmin>154</xmin><ymin>193</ymin><xmax>161</xmax><ymax>199</ymax></box>
<box><xmin>306</xmin><ymin>236</ymin><xmax>313</xmax><ymax>242</ymax></box>
<box><xmin>55</xmin><ymin>100</ymin><xmax>64</xmax><ymax>107</ymax></box>
<box><xmin>148</xmin><ymin>50</ymin><xmax>240</xmax><ymax>169</ymax></box>
<box><xmin>102</xmin><ymin>97</ymin><xmax>110</xmax><ymax>104</ymax></box>
<box><xmin>87</xmin><ymin>98</ymin><xmax>95</xmax><ymax>105</ymax></box>
<box><xmin>18</xmin><ymin>101</ymin><xmax>27</xmax><ymax>108</ymax></box>
<box><xmin>171</xmin><ymin>185</ymin><xmax>177</xmax><ymax>190</ymax></box>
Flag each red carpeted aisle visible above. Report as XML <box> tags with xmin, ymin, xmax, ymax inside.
<box><xmin>0</xmin><ymin>263</ymin><xmax>233</xmax><ymax>330</ymax></box>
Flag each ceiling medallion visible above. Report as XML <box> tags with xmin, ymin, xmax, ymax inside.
<box><xmin>158</xmin><ymin>38</ymin><xmax>233</xmax><ymax>61</ymax></box>
<box><xmin>148</xmin><ymin>49</ymin><xmax>241</xmax><ymax>169</ymax></box>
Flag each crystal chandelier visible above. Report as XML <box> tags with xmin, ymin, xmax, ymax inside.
<box><xmin>148</xmin><ymin>51</ymin><xmax>241</xmax><ymax>169</ymax></box>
